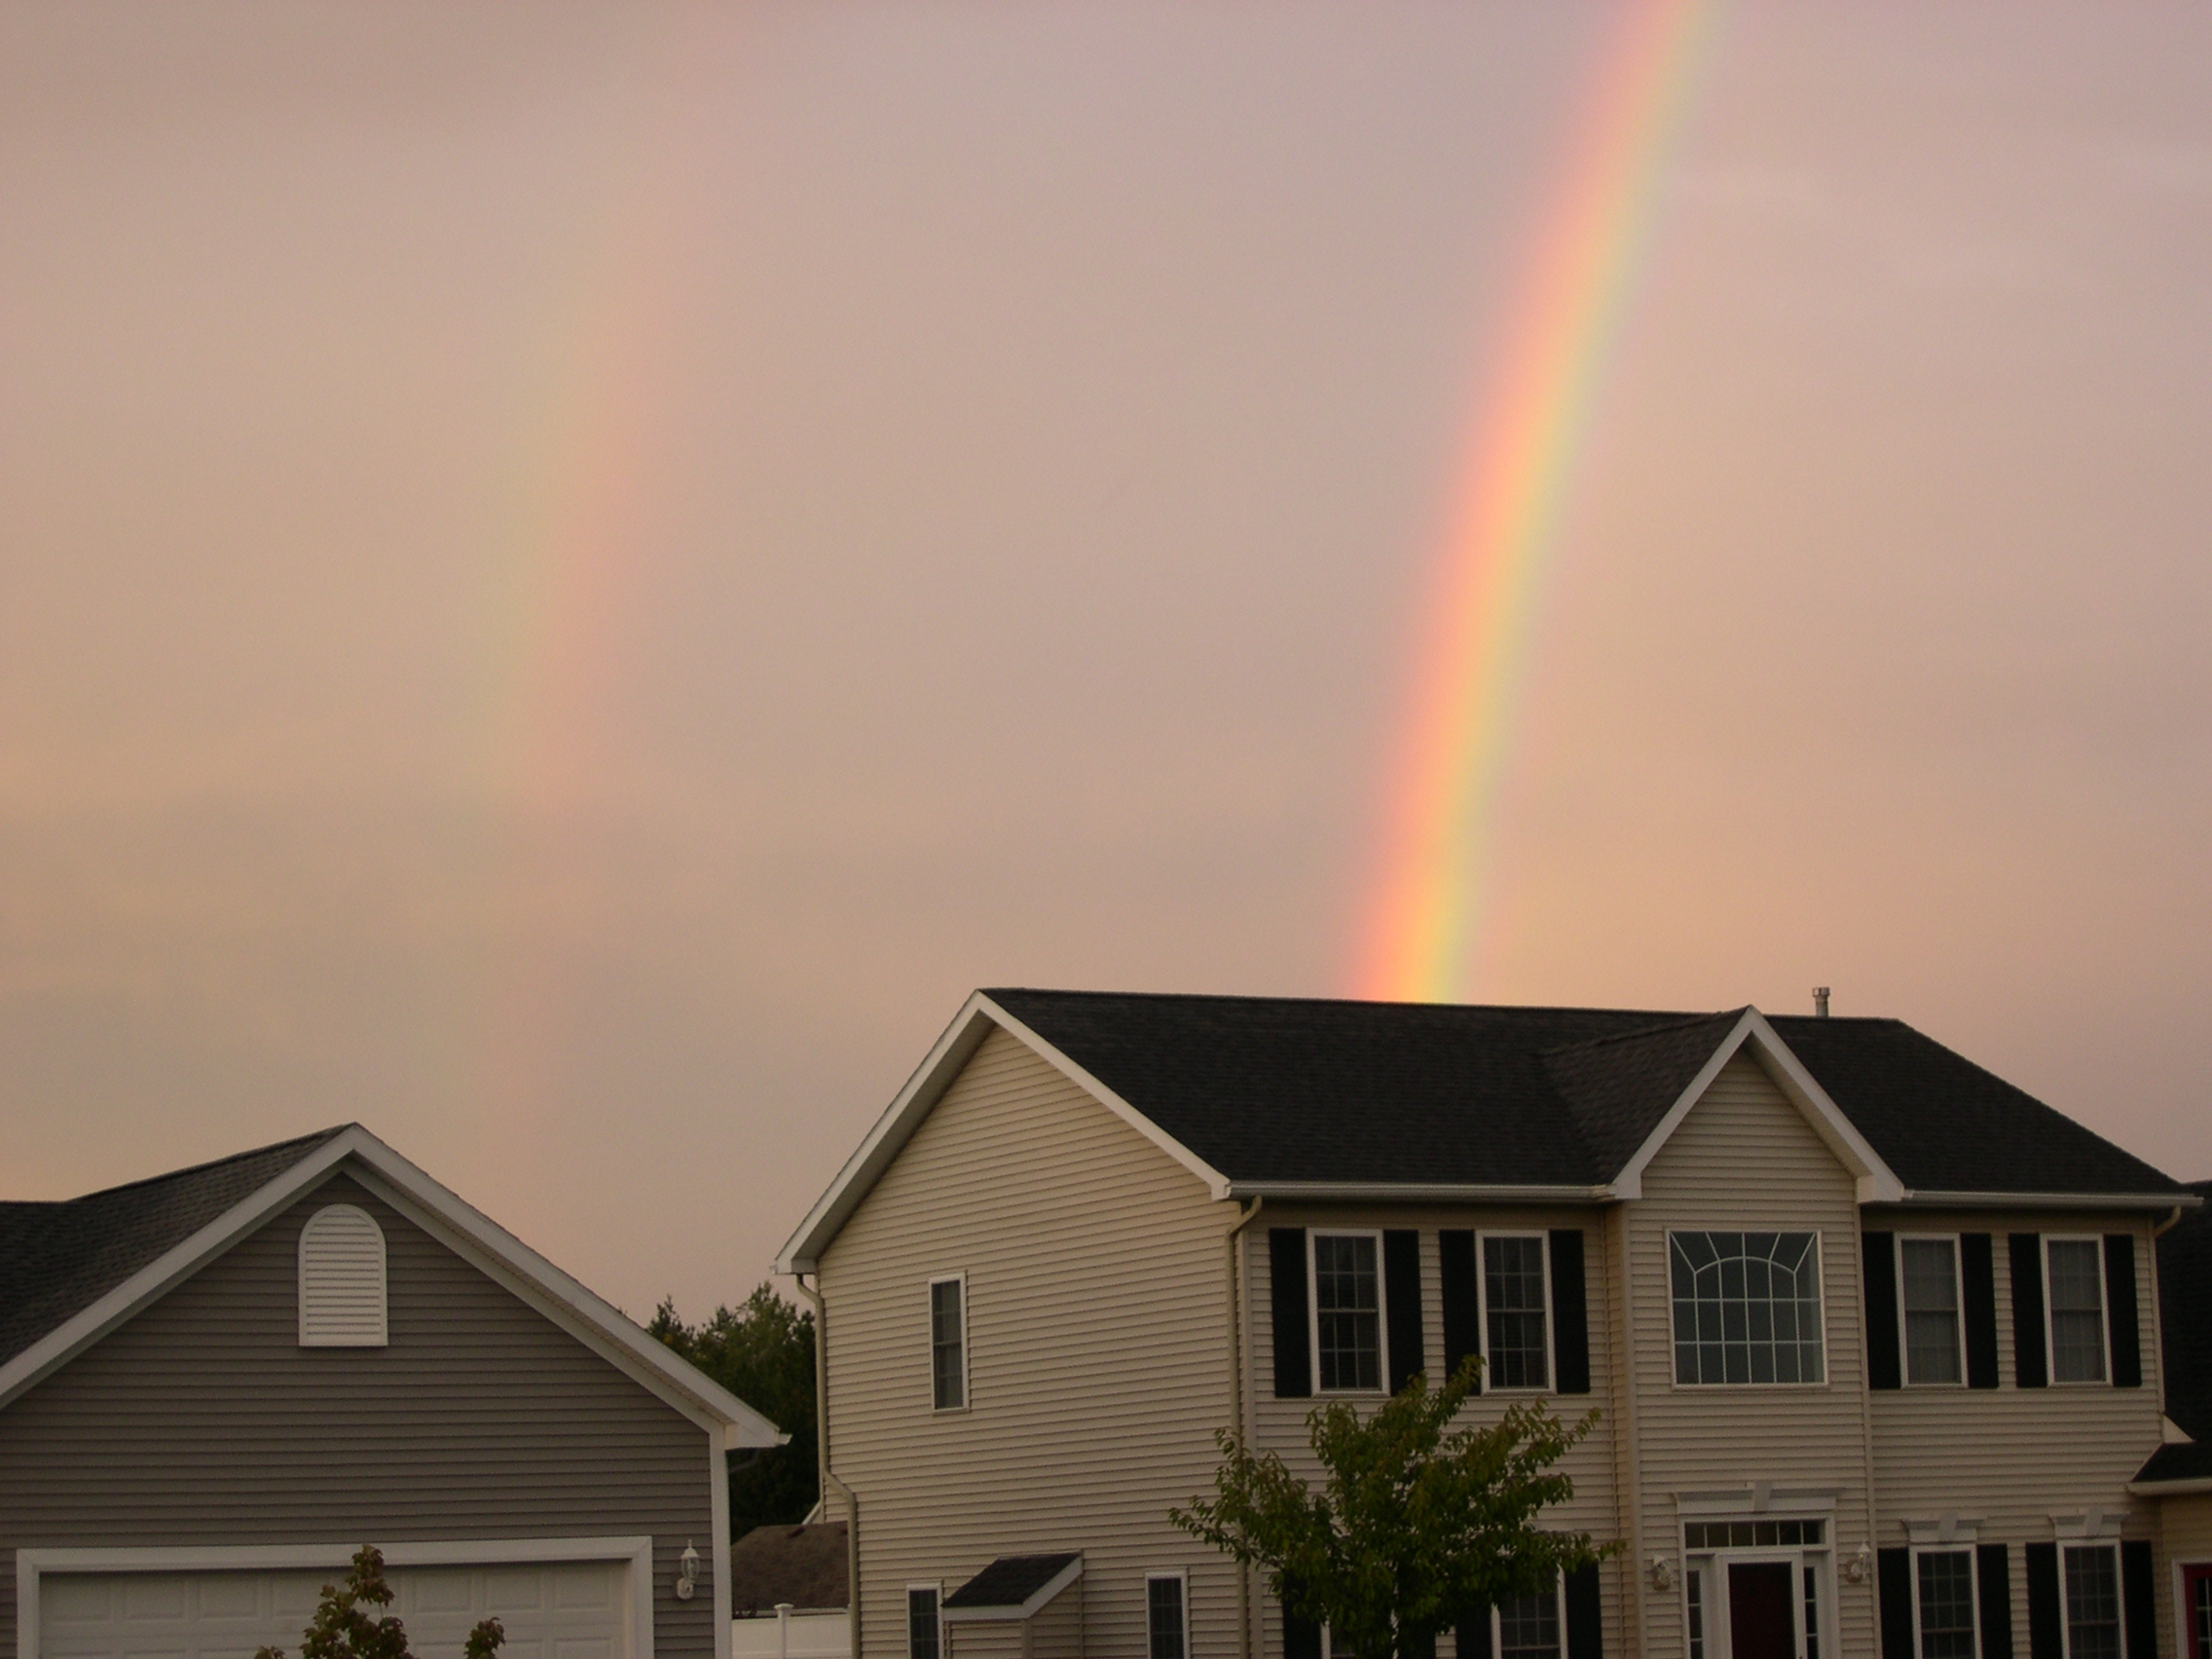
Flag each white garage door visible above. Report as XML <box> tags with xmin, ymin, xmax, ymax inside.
<box><xmin>40</xmin><ymin>1560</ymin><xmax>632</xmax><ymax>1659</ymax></box>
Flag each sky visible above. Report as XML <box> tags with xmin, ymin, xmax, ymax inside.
<box><xmin>4</xmin><ymin>2</ymin><xmax>2210</xmax><ymax>1321</ymax></box>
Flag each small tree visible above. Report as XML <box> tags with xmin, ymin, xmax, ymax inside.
<box><xmin>254</xmin><ymin>1545</ymin><xmax>503</xmax><ymax>1659</ymax></box>
<box><xmin>649</xmin><ymin>1283</ymin><xmax>819</xmax><ymax>1530</ymax></box>
<box><xmin>1171</xmin><ymin>1358</ymin><xmax>1614</xmax><ymax>1659</ymax></box>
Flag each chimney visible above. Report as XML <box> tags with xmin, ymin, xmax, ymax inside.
<box><xmin>1813</xmin><ymin>987</ymin><xmax>1830</xmax><ymax>1018</ymax></box>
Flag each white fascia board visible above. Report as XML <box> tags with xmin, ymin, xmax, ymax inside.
<box><xmin>939</xmin><ymin>1556</ymin><xmax>1085</xmax><ymax>1624</ymax></box>
<box><xmin>2127</xmin><ymin>1476</ymin><xmax>2212</xmax><ymax>1497</ymax></box>
<box><xmin>1224</xmin><ymin>1183</ymin><xmax>1613</xmax><ymax>1205</ymax></box>
<box><xmin>776</xmin><ymin>992</ymin><xmax>1232</xmax><ymax>1273</ymax></box>
<box><xmin>1607</xmin><ymin>1009</ymin><xmax>1905</xmax><ymax>1203</ymax></box>
<box><xmin>1889</xmin><ymin>1190</ymin><xmax>2203</xmax><ymax>1213</ymax></box>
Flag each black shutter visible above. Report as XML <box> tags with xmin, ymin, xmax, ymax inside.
<box><xmin>1385</xmin><ymin>1230</ymin><xmax>1425</xmax><ymax>1394</ymax></box>
<box><xmin>1879</xmin><ymin>1548</ymin><xmax>1915</xmax><ymax>1659</ymax></box>
<box><xmin>2025</xmin><ymin>1543</ymin><xmax>2063</xmax><ymax>1659</ymax></box>
<box><xmin>2105</xmin><ymin>1235</ymin><xmax>2142</xmax><ymax>1388</ymax></box>
<box><xmin>1962</xmin><ymin>1234</ymin><xmax>2001</xmax><ymax>1389</ymax></box>
<box><xmin>2121</xmin><ymin>1539</ymin><xmax>2156</xmax><ymax>1659</ymax></box>
<box><xmin>2011</xmin><ymin>1235</ymin><xmax>2048</xmax><ymax>1388</ymax></box>
<box><xmin>1281</xmin><ymin>1584</ymin><xmax>1322</xmax><ymax>1659</ymax></box>
<box><xmin>1456</xmin><ymin>1608</ymin><xmax>1493</xmax><ymax>1659</ymax></box>
<box><xmin>1550</xmin><ymin>1230</ymin><xmax>1591</xmax><ymax>1395</ymax></box>
<box><xmin>1978</xmin><ymin>1544</ymin><xmax>2014</xmax><ymax>1659</ymax></box>
<box><xmin>1440</xmin><ymin>1230</ymin><xmax>1481</xmax><ymax>1392</ymax></box>
<box><xmin>1864</xmin><ymin>1232</ymin><xmax>1901</xmax><ymax>1390</ymax></box>
<box><xmin>1565</xmin><ymin>1565</ymin><xmax>1602</xmax><ymax>1659</ymax></box>
<box><xmin>1271</xmin><ymin>1229</ymin><xmax>1311</xmax><ymax>1399</ymax></box>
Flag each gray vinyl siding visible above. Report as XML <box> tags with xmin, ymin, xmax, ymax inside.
<box><xmin>0</xmin><ymin>1172</ymin><xmax>715</xmax><ymax>1659</ymax></box>
<box><xmin>817</xmin><ymin>1029</ymin><xmax>1235</xmax><ymax>1659</ymax></box>
<box><xmin>1624</xmin><ymin>1052</ymin><xmax>1878</xmax><ymax>1659</ymax></box>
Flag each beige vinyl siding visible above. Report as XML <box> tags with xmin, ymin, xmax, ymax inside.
<box><xmin>1867</xmin><ymin>1208</ymin><xmax>2165</xmax><ymax>1657</ymax></box>
<box><xmin>1240</xmin><ymin>1209</ymin><xmax>1623</xmax><ymax>1659</ymax></box>
<box><xmin>0</xmin><ymin>1173</ymin><xmax>716</xmax><ymax>1659</ymax></box>
<box><xmin>2154</xmin><ymin>1494</ymin><xmax>2212</xmax><ymax>1659</ymax></box>
<box><xmin>1624</xmin><ymin>1052</ymin><xmax>1877</xmax><ymax>1659</ymax></box>
<box><xmin>818</xmin><ymin>1029</ymin><xmax>1235</xmax><ymax>1659</ymax></box>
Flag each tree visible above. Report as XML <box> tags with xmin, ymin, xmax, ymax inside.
<box><xmin>254</xmin><ymin>1545</ymin><xmax>502</xmax><ymax>1659</ymax></box>
<box><xmin>1170</xmin><ymin>1357</ymin><xmax>1614</xmax><ymax>1659</ymax></box>
<box><xmin>650</xmin><ymin>1283</ymin><xmax>819</xmax><ymax>1531</ymax></box>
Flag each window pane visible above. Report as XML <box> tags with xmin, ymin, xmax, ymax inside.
<box><xmin>1484</xmin><ymin>1235</ymin><xmax>1551</xmax><ymax>1390</ymax></box>
<box><xmin>2047</xmin><ymin>1242</ymin><xmax>2107</xmax><ymax>1383</ymax></box>
<box><xmin>2064</xmin><ymin>1547</ymin><xmax>2120</xmax><ymax>1659</ymax></box>
<box><xmin>1917</xmin><ymin>1551</ymin><xmax>1975</xmax><ymax>1659</ymax></box>
<box><xmin>1497</xmin><ymin>1591</ymin><xmax>1561</xmax><ymax>1659</ymax></box>
<box><xmin>930</xmin><ymin>1280</ymin><xmax>965</xmax><ymax>1409</ymax></box>
<box><xmin>1670</xmin><ymin>1232</ymin><xmax>1825</xmax><ymax>1384</ymax></box>
<box><xmin>1148</xmin><ymin>1578</ymin><xmax>1186</xmax><ymax>1659</ymax></box>
<box><xmin>1686</xmin><ymin>1570</ymin><xmax>1705</xmax><ymax>1659</ymax></box>
<box><xmin>1805</xmin><ymin>1564</ymin><xmax>1821</xmax><ymax>1659</ymax></box>
<box><xmin>1901</xmin><ymin>1238</ymin><xmax>1963</xmax><ymax>1384</ymax></box>
<box><xmin>1314</xmin><ymin>1235</ymin><xmax>1382</xmax><ymax>1391</ymax></box>
<box><xmin>908</xmin><ymin>1590</ymin><xmax>940</xmax><ymax>1659</ymax></box>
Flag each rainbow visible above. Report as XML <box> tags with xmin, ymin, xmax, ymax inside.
<box><xmin>1352</xmin><ymin>0</ymin><xmax>1719</xmax><ymax>1003</ymax></box>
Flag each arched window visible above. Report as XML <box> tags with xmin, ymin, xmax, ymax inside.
<box><xmin>298</xmin><ymin>1202</ymin><xmax>387</xmax><ymax>1346</ymax></box>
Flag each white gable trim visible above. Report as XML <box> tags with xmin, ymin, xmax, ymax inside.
<box><xmin>775</xmin><ymin>992</ymin><xmax>1231</xmax><ymax>1273</ymax></box>
<box><xmin>1606</xmin><ymin>1008</ymin><xmax>1905</xmax><ymax>1202</ymax></box>
<box><xmin>0</xmin><ymin>1126</ymin><xmax>782</xmax><ymax>1449</ymax></box>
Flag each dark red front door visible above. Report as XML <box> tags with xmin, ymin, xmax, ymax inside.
<box><xmin>1729</xmin><ymin>1563</ymin><xmax>1796</xmax><ymax>1659</ymax></box>
<box><xmin>2185</xmin><ymin>1565</ymin><xmax>2212</xmax><ymax>1659</ymax></box>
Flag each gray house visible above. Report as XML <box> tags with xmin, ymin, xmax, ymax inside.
<box><xmin>1</xmin><ymin>1125</ymin><xmax>781</xmax><ymax>1659</ymax></box>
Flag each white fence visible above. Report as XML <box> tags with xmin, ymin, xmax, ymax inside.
<box><xmin>732</xmin><ymin>1607</ymin><xmax>850</xmax><ymax>1659</ymax></box>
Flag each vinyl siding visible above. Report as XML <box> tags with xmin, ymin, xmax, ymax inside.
<box><xmin>2157</xmin><ymin>1493</ymin><xmax>2212</xmax><ymax>1659</ymax></box>
<box><xmin>817</xmin><ymin>1030</ymin><xmax>1234</xmax><ymax>1659</ymax></box>
<box><xmin>1624</xmin><ymin>1052</ymin><xmax>1878</xmax><ymax>1659</ymax></box>
<box><xmin>0</xmin><ymin>1172</ymin><xmax>715</xmax><ymax>1659</ymax></box>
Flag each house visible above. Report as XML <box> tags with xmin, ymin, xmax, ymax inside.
<box><xmin>2132</xmin><ymin>1182</ymin><xmax>2212</xmax><ymax>1659</ymax></box>
<box><xmin>775</xmin><ymin>990</ymin><xmax>2202</xmax><ymax>1659</ymax></box>
<box><xmin>1</xmin><ymin>1124</ymin><xmax>783</xmax><ymax>1659</ymax></box>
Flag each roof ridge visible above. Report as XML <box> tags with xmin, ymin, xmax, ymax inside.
<box><xmin>62</xmin><ymin>1124</ymin><xmax>352</xmax><ymax>1204</ymax></box>
<box><xmin>1537</xmin><ymin>1007</ymin><xmax>1743</xmax><ymax>1059</ymax></box>
<box><xmin>985</xmin><ymin>985</ymin><xmax>1701</xmax><ymax>1020</ymax></box>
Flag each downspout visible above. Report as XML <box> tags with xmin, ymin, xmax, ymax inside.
<box><xmin>795</xmin><ymin>1273</ymin><xmax>861</xmax><ymax>1659</ymax></box>
<box><xmin>1226</xmin><ymin>1197</ymin><xmax>1264</xmax><ymax>1659</ymax></box>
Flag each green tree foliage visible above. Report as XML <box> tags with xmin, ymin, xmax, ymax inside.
<box><xmin>650</xmin><ymin>1283</ymin><xmax>819</xmax><ymax>1531</ymax></box>
<box><xmin>254</xmin><ymin>1545</ymin><xmax>502</xmax><ymax>1659</ymax></box>
<box><xmin>1171</xmin><ymin>1358</ymin><xmax>1614</xmax><ymax>1659</ymax></box>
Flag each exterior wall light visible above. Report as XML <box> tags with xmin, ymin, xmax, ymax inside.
<box><xmin>676</xmin><ymin>1540</ymin><xmax>701</xmax><ymax>1601</ymax></box>
<box><xmin>1648</xmin><ymin>1557</ymin><xmax>1677</xmax><ymax>1593</ymax></box>
<box><xmin>1843</xmin><ymin>1543</ymin><xmax>1872</xmax><ymax>1585</ymax></box>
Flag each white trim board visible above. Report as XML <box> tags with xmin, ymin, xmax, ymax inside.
<box><xmin>17</xmin><ymin>1537</ymin><xmax>654</xmax><ymax>1659</ymax></box>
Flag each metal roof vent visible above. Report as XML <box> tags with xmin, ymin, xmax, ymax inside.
<box><xmin>298</xmin><ymin>1202</ymin><xmax>388</xmax><ymax>1346</ymax></box>
<box><xmin>1813</xmin><ymin>987</ymin><xmax>1830</xmax><ymax>1018</ymax></box>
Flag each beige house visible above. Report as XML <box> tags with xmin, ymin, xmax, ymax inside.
<box><xmin>777</xmin><ymin>991</ymin><xmax>2203</xmax><ymax>1659</ymax></box>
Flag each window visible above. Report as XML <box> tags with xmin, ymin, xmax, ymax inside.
<box><xmin>1683</xmin><ymin>1521</ymin><xmax>1825</xmax><ymax>1549</ymax></box>
<box><xmin>2061</xmin><ymin>1545</ymin><xmax>2121</xmax><ymax>1659</ymax></box>
<box><xmin>1915</xmin><ymin>1550</ymin><xmax>1977</xmax><ymax>1659</ymax></box>
<box><xmin>1483</xmin><ymin>1235</ymin><xmax>1550</xmax><ymax>1390</ymax></box>
<box><xmin>1311</xmin><ymin>1233</ymin><xmax>1383</xmax><ymax>1392</ymax></box>
<box><xmin>929</xmin><ymin>1276</ymin><xmax>967</xmax><ymax>1410</ymax></box>
<box><xmin>298</xmin><ymin>1203</ymin><xmax>387</xmax><ymax>1347</ymax></box>
<box><xmin>1686</xmin><ymin>1567</ymin><xmax>1706</xmax><ymax>1659</ymax></box>
<box><xmin>1669</xmin><ymin>1232</ymin><xmax>1825</xmax><ymax>1384</ymax></box>
<box><xmin>2185</xmin><ymin>1564</ymin><xmax>2210</xmax><ymax>1659</ymax></box>
<box><xmin>1494</xmin><ymin>1582</ymin><xmax>1564</xmax><ymax>1659</ymax></box>
<box><xmin>1147</xmin><ymin>1573</ymin><xmax>1188</xmax><ymax>1659</ymax></box>
<box><xmin>1900</xmin><ymin>1237</ymin><xmax>1964</xmax><ymax>1385</ymax></box>
<box><xmin>906</xmin><ymin>1587</ymin><xmax>941</xmax><ymax>1659</ymax></box>
<box><xmin>2046</xmin><ymin>1239</ymin><xmax>2109</xmax><ymax>1384</ymax></box>
<box><xmin>1805</xmin><ymin>1563</ymin><xmax>1822</xmax><ymax>1659</ymax></box>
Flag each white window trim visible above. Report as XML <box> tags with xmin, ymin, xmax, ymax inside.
<box><xmin>928</xmin><ymin>1273</ymin><xmax>970</xmax><ymax>1414</ymax></box>
<box><xmin>2056</xmin><ymin>1541</ymin><xmax>2124</xmax><ymax>1659</ymax></box>
<box><xmin>905</xmin><ymin>1582</ymin><xmax>944</xmax><ymax>1659</ymax></box>
<box><xmin>1488</xmin><ymin>1570</ymin><xmax>1569</xmax><ymax>1659</ymax></box>
<box><xmin>1897</xmin><ymin>1234</ymin><xmax>1968</xmax><ymax>1389</ymax></box>
<box><xmin>1664</xmin><ymin>1229</ymin><xmax>1830</xmax><ymax>1388</ymax></box>
<box><xmin>1145</xmin><ymin>1569</ymin><xmax>1190</xmax><ymax>1659</ymax></box>
<box><xmin>1908</xmin><ymin>1543</ymin><xmax>1984</xmax><ymax>1659</ymax></box>
<box><xmin>1476</xmin><ymin>1231</ymin><xmax>1555</xmax><ymax>1396</ymax></box>
<box><xmin>1308</xmin><ymin>1229</ymin><xmax>1389</xmax><ymax>1396</ymax></box>
<box><xmin>2042</xmin><ymin>1235</ymin><xmax>2113</xmax><ymax>1387</ymax></box>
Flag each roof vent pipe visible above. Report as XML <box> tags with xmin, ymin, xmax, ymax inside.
<box><xmin>1813</xmin><ymin>987</ymin><xmax>1830</xmax><ymax>1018</ymax></box>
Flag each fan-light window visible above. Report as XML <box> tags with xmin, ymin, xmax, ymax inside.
<box><xmin>298</xmin><ymin>1203</ymin><xmax>387</xmax><ymax>1346</ymax></box>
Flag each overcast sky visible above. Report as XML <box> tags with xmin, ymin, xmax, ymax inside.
<box><xmin>5</xmin><ymin>2</ymin><xmax>2209</xmax><ymax>1320</ymax></box>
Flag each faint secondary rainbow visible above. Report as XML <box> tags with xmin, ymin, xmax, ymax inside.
<box><xmin>1353</xmin><ymin>0</ymin><xmax>1719</xmax><ymax>1004</ymax></box>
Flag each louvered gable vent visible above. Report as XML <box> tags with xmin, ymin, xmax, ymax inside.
<box><xmin>298</xmin><ymin>1202</ymin><xmax>387</xmax><ymax>1346</ymax></box>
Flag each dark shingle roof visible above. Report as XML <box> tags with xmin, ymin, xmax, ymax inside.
<box><xmin>729</xmin><ymin>1524</ymin><xmax>848</xmax><ymax>1614</ymax></box>
<box><xmin>981</xmin><ymin>990</ymin><xmax>2187</xmax><ymax>1198</ymax></box>
<box><xmin>942</xmin><ymin>1554</ymin><xmax>1081</xmax><ymax>1611</ymax></box>
<box><xmin>0</xmin><ymin>1127</ymin><xmax>349</xmax><ymax>1367</ymax></box>
<box><xmin>2157</xmin><ymin>1179</ymin><xmax>2212</xmax><ymax>1443</ymax></box>
<box><xmin>2133</xmin><ymin>1441</ymin><xmax>2212</xmax><ymax>1485</ymax></box>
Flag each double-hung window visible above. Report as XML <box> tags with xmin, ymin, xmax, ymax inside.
<box><xmin>907</xmin><ymin>1587</ymin><xmax>942</xmax><ymax>1659</ymax></box>
<box><xmin>1899</xmin><ymin>1236</ymin><xmax>1965</xmax><ymax>1385</ymax></box>
<box><xmin>1493</xmin><ymin>1577</ymin><xmax>1566</xmax><ymax>1659</ymax></box>
<box><xmin>1147</xmin><ymin>1573</ymin><xmax>1188</xmax><ymax>1659</ymax></box>
<box><xmin>1913</xmin><ymin>1549</ymin><xmax>1978</xmax><ymax>1659</ymax></box>
<box><xmin>1311</xmin><ymin>1232</ymin><xmax>1383</xmax><ymax>1393</ymax></box>
<box><xmin>2061</xmin><ymin>1544</ymin><xmax>2122</xmax><ymax>1659</ymax></box>
<box><xmin>1482</xmin><ymin>1235</ymin><xmax>1551</xmax><ymax>1391</ymax></box>
<box><xmin>1669</xmin><ymin>1231</ymin><xmax>1825</xmax><ymax>1384</ymax></box>
<box><xmin>2046</xmin><ymin>1238</ymin><xmax>2109</xmax><ymax>1384</ymax></box>
<box><xmin>929</xmin><ymin>1275</ymin><xmax>968</xmax><ymax>1410</ymax></box>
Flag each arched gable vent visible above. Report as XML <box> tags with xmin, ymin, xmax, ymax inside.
<box><xmin>298</xmin><ymin>1202</ymin><xmax>387</xmax><ymax>1346</ymax></box>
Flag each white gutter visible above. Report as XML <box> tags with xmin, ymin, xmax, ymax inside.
<box><xmin>1223</xmin><ymin>1183</ymin><xmax>1615</xmax><ymax>1204</ymax></box>
<box><xmin>1882</xmin><ymin>1191</ymin><xmax>2203</xmax><ymax>1212</ymax></box>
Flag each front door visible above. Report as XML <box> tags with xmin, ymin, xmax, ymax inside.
<box><xmin>1728</xmin><ymin>1563</ymin><xmax>1796</xmax><ymax>1659</ymax></box>
<box><xmin>2185</xmin><ymin>1565</ymin><xmax>2212</xmax><ymax>1659</ymax></box>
